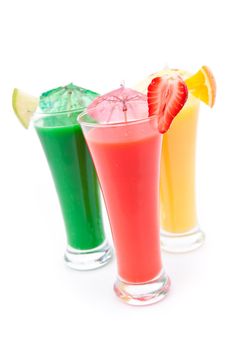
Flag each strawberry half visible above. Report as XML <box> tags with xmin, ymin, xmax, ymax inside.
<box><xmin>147</xmin><ymin>74</ymin><xmax>188</xmax><ymax>133</ymax></box>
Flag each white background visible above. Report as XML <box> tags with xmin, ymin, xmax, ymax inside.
<box><xmin>0</xmin><ymin>0</ymin><xmax>232</xmax><ymax>349</ymax></box>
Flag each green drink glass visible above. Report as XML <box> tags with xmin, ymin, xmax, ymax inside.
<box><xmin>34</xmin><ymin>85</ymin><xmax>112</xmax><ymax>270</ymax></box>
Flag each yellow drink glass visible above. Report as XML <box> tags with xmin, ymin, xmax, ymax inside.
<box><xmin>135</xmin><ymin>69</ymin><xmax>207</xmax><ymax>253</ymax></box>
<box><xmin>160</xmin><ymin>92</ymin><xmax>205</xmax><ymax>252</ymax></box>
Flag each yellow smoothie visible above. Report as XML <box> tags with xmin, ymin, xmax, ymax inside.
<box><xmin>135</xmin><ymin>65</ymin><xmax>215</xmax><ymax>251</ymax></box>
<box><xmin>160</xmin><ymin>93</ymin><xmax>200</xmax><ymax>233</ymax></box>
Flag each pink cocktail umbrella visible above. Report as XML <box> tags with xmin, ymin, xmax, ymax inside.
<box><xmin>87</xmin><ymin>86</ymin><xmax>148</xmax><ymax>123</ymax></box>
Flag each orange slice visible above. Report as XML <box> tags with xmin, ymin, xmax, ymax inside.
<box><xmin>185</xmin><ymin>66</ymin><xmax>216</xmax><ymax>107</ymax></box>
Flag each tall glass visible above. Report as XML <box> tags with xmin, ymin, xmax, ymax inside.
<box><xmin>34</xmin><ymin>110</ymin><xmax>112</xmax><ymax>270</ymax></box>
<box><xmin>79</xmin><ymin>111</ymin><xmax>170</xmax><ymax>305</ymax></box>
<box><xmin>160</xmin><ymin>93</ymin><xmax>205</xmax><ymax>252</ymax></box>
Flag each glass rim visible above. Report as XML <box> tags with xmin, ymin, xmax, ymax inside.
<box><xmin>78</xmin><ymin>108</ymin><xmax>160</xmax><ymax>128</ymax></box>
<box><xmin>33</xmin><ymin>107</ymin><xmax>85</xmax><ymax>128</ymax></box>
<box><xmin>34</xmin><ymin>107</ymin><xmax>85</xmax><ymax>118</ymax></box>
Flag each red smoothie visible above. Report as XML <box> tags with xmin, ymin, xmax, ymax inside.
<box><xmin>87</xmin><ymin>119</ymin><xmax>162</xmax><ymax>283</ymax></box>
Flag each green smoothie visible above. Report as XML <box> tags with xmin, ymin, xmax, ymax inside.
<box><xmin>35</xmin><ymin>114</ymin><xmax>105</xmax><ymax>250</ymax></box>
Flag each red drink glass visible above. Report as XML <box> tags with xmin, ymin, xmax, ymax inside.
<box><xmin>79</xmin><ymin>110</ymin><xmax>170</xmax><ymax>305</ymax></box>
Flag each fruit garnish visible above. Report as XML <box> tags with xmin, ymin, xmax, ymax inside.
<box><xmin>12</xmin><ymin>89</ymin><xmax>39</xmax><ymax>128</ymax></box>
<box><xmin>147</xmin><ymin>75</ymin><xmax>188</xmax><ymax>133</ymax></box>
<box><xmin>185</xmin><ymin>66</ymin><xmax>216</xmax><ymax>107</ymax></box>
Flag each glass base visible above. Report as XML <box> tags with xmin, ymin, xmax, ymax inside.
<box><xmin>114</xmin><ymin>270</ymin><xmax>170</xmax><ymax>306</ymax></box>
<box><xmin>64</xmin><ymin>240</ymin><xmax>112</xmax><ymax>271</ymax></box>
<box><xmin>161</xmin><ymin>227</ymin><xmax>205</xmax><ymax>253</ymax></box>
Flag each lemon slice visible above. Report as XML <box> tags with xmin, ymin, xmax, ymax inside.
<box><xmin>12</xmin><ymin>88</ymin><xmax>39</xmax><ymax>128</ymax></box>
